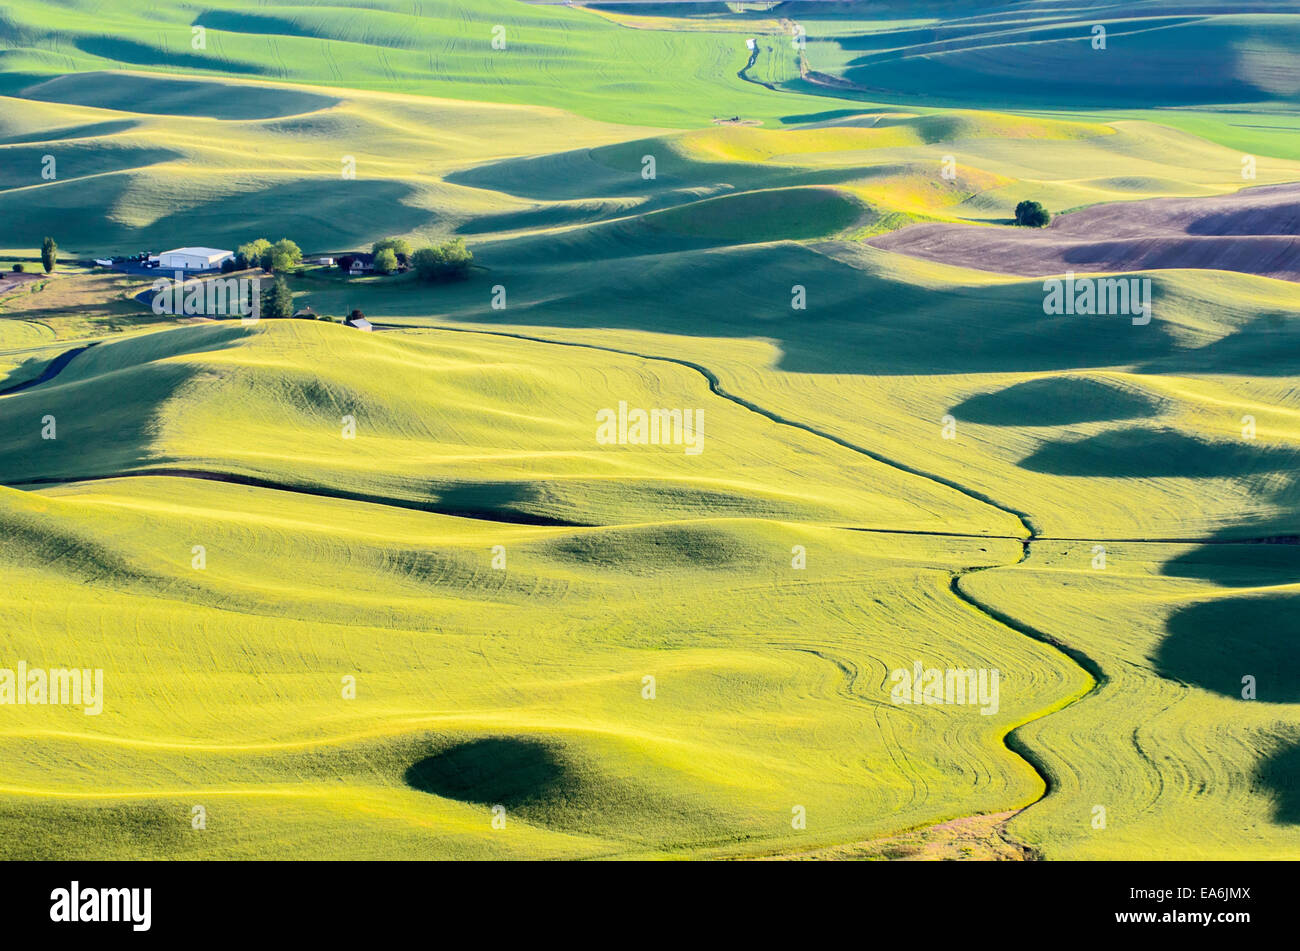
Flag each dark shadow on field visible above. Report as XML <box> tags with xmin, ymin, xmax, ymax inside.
<box><xmin>446</xmin><ymin>141</ymin><xmax>894</xmax><ymax>204</ymax></box>
<box><xmin>1143</xmin><ymin>314</ymin><xmax>1300</xmax><ymax>377</ymax></box>
<box><xmin>952</xmin><ymin>376</ymin><xmax>1161</xmax><ymax>426</ymax></box>
<box><xmin>430</xmin><ymin>481</ymin><xmax>580</xmax><ymax>526</ymax></box>
<box><xmin>1255</xmin><ymin>738</ymin><xmax>1300</xmax><ymax>824</ymax></box>
<box><xmin>1188</xmin><ymin>205</ymin><xmax>1300</xmax><ymax>236</ymax></box>
<box><xmin>0</xmin><ymin>176</ymin><xmax>431</xmax><ymax>253</ymax></box>
<box><xmin>0</xmin><ymin>324</ymin><xmax>252</xmax><ymax>484</ymax></box>
<box><xmin>1163</xmin><ymin>536</ymin><xmax>1300</xmax><ymax>586</ymax></box>
<box><xmin>143</xmin><ymin>179</ymin><xmax>433</xmax><ymax>253</ymax></box>
<box><xmin>0</xmin><ymin>144</ymin><xmax>181</xmax><ymax>192</ymax></box>
<box><xmin>351</xmin><ymin>238</ymin><xmax>1193</xmax><ymax>377</ymax></box>
<box><xmin>70</xmin><ymin>39</ymin><xmax>266</xmax><ymax>75</ymax></box>
<box><xmin>824</xmin><ymin>16</ymin><xmax>1270</xmax><ymax>110</ymax></box>
<box><xmin>16</xmin><ymin>72</ymin><xmax>339</xmax><ymax>120</ymax></box>
<box><xmin>1159</xmin><ymin>519</ymin><xmax>1300</xmax><ymax>587</ymax></box>
<box><xmin>1018</xmin><ymin>427</ymin><xmax>1299</xmax><ymax>478</ymax></box>
<box><xmin>1153</xmin><ymin>594</ymin><xmax>1300</xmax><ymax>702</ymax></box>
<box><xmin>0</xmin><ymin>174</ymin><xmax>142</xmax><ymax>248</ymax></box>
<box><xmin>0</xmin><ymin>353</ymin><xmax>58</xmax><ymax>392</ymax></box>
<box><xmin>404</xmin><ymin>737</ymin><xmax>571</xmax><ymax>809</ymax></box>
<box><xmin>0</xmin><ymin>119</ymin><xmax>140</xmax><ymax>146</ymax></box>
<box><xmin>193</xmin><ymin>9</ymin><xmax>421</xmax><ymax>50</ymax></box>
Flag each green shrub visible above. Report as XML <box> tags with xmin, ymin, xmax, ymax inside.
<box><xmin>1014</xmin><ymin>200</ymin><xmax>1051</xmax><ymax>228</ymax></box>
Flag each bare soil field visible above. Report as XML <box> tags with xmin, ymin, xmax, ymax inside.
<box><xmin>869</xmin><ymin>183</ymin><xmax>1300</xmax><ymax>281</ymax></box>
<box><xmin>0</xmin><ymin>271</ymin><xmax>43</xmax><ymax>297</ymax></box>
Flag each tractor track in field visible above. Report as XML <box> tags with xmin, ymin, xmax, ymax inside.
<box><xmin>7</xmin><ymin>469</ymin><xmax>594</xmax><ymax>527</ymax></box>
<box><xmin>397</xmin><ymin>323</ymin><xmax>1107</xmax><ymax>855</ymax></box>
<box><xmin>0</xmin><ymin>327</ymin><xmax>1157</xmax><ymax>857</ymax></box>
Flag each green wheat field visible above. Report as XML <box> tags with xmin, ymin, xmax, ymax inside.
<box><xmin>1</xmin><ymin>0</ymin><xmax>1298</xmax><ymax>860</ymax></box>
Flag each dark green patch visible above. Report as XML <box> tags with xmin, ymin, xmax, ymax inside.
<box><xmin>1155</xmin><ymin>594</ymin><xmax>1300</xmax><ymax>702</ymax></box>
<box><xmin>953</xmin><ymin>377</ymin><xmax>1160</xmax><ymax>426</ymax></box>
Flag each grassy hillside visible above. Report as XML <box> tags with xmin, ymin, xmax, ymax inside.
<box><xmin>0</xmin><ymin>0</ymin><xmax>828</xmax><ymax>127</ymax></box>
<box><xmin>4</xmin><ymin>70</ymin><xmax>1297</xmax><ymax>257</ymax></box>
<box><xmin>1</xmin><ymin>1</ymin><xmax>1298</xmax><ymax>862</ymax></box>
<box><xmin>0</xmin><ymin>323</ymin><xmax>1090</xmax><ymax>859</ymax></box>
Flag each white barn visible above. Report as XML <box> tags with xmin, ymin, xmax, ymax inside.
<box><xmin>157</xmin><ymin>247</ymin><xmax>233</xmax><ymax>271</ymax></box>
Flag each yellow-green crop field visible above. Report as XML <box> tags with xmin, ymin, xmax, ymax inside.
<box><xmin>0</xmin><ymin>0</ymin><xmax>1298</xmax><ymax>861</ymax></box>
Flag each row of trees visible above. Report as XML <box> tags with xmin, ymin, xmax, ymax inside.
<box><xmin>235</xmin><ymin>235</ymin><xmax>473</xmax><ymax>321</ymax></box>
<box><xmin>227</xmin><ymin>237</ymin><xmax>303</xmax><ymax>273</ymax></box>
<box><xmin>411</xmin><ymin>238</ymin><xmax>472</xmax><ymax>282</ymax></box>
<box><xmin>337</xmin><ymin>236</ymin><xmax>472</xmax><ymax>281</ymax></box>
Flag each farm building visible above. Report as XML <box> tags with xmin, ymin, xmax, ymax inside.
<box><xmin>344</xmin><ymin>315</ymin><xmax>373</xmax><ymax>331</ymax></box>
<box><xmin>157</xmin><ymin>247</ymin><xmax>233</xmax><ymax>271</ymax></box>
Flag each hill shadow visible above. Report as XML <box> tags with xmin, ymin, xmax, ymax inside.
<box><xmin>0</xmin><ymin>324</ymin><xmax>253</xmax><ymax>485</ymax></box>
<box><xmin>952</xmin><ymin>376</ymin><xmax>1161</xmax><ymax>426</ymax></box>
<box><xmin>18</xmin><ymin>72</ymin><xmax>338</xmax><ymax>120</ymax></box>
<box><xmin>373</xmin><ymin>237</ymin><xmax>1186</xmax><ymax>377</ymax></box>
<box><xmin>1018</xmin><ymin>427</ymin><xmax>1298</xmax><ymax>478</ymax></box>
<box><xmin>1142</xmin><ymin>314</ymin><xmax>1300</xmax><ymax>378</ymax></box>
<box><xmin>430</xmin><ymin>481</ymin><xmax>584</xmax><ymax>526</ymax></box>
<box><xmin>0</xmin><ymin>175</ymin><xmax>431</xmax><ymax>253</ymax></box>
<box><xmin>70</xmin><ymin>39</ymin><xmax>266</xmax><ymax>76</ymax></box>
<box><xmin>404</xmin><ymin>737</ymin><xmax>572</xmax><ymax>809</ymax></box>
<box><xmin>1162</xmin><ymin>520</ymin><xmax>1300</xmax><ymax>586</ymax></box>
<box><xmin>0</xmin><ymin>119</ymin><xmax>140</xmax><ymax>146</ymax></box>
<box><xmin>1256</xmin><ymin>737</ymin><xmax>1300</xmax><ymax>824</ymax></box>
<box><xmin>1153</xmin><ymin>594</ymin><xmax>1300</xmax><ymax>702</ymax></box>
<box><xmin>0</xmin><ymin>144</ymin><xmax>181</xmax><ymax>192</ymax></box>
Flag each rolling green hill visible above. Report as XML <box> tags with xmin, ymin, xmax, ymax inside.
<box><xmin>0</xmin><ymin>0</ymin><xmax>1298</xmax><ymax>861</ymax></box>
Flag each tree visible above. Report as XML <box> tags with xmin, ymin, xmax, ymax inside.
<box><xmin>220</xmin><ymin>258</ymin><xmax>237</xmax><ymax>274</ymax></box>
<box><xmin>1014</xmin><ymin>200</ymin><xmax>1051</xmax><ymax>228</ymax></box>
<box><xmin>372</xmin><ymin>247</ymin><xmax>398</xmax><ymax>275</ymax></box>
<box><xmin>236</xmin><ymin>238</ymin><xmax>270</xmax><ymax>270</ymax></box>
<box><xmin>349</xmin><ymin>309</ymin><xmax>366</xmax><ymax>322</ymax></box>
<box><xmin>12</xmin><ymin>263</ymin><xmax>24</xmax><ymax>273</ymax></box>
<box><xmin>41</xmin><ymin>237</ymin><xmax>56</xmax><ymax>273</ymax></box>
<box><xmin>263</xmin><ymin>238</ymin><xmax>302</xmax><ymax>272</ymax></box>
<box><xmin>411</xmin><ymin>238</ymin><xmax>473</xmax><ymax>282</ymax></box>
<box><xmin>371</xmin><ymin>237</ymin><xmax>411</xmax><ymax>259</ymax></box>
<box><xmin>261</xmin><ymin>276</ymin><xmax>294</xmax><ymax>319</ymax></box>
<box><xmin>337</xmin><ymin>255</ymin><xmax>356</xmax><ymax>272</ymax></box>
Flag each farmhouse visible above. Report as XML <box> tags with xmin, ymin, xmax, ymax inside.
<box><xmin>344</xmin><ymin>315</ymin><xmax>373</xmax><ymax>331</ymax></box>
<box><xmin>157</xmin><ymin>247</ymin><xmax>233</xmax><ymax>271</ymax></box>
<box><xmin>291</xmin><ymin>306</ymin><xmax>317</xmax><ymax>319</ymax></box>
<box><xmin>347</xmin><ymin>253</ymin><xmax>374</xmax><ymax>275</ymax></box>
